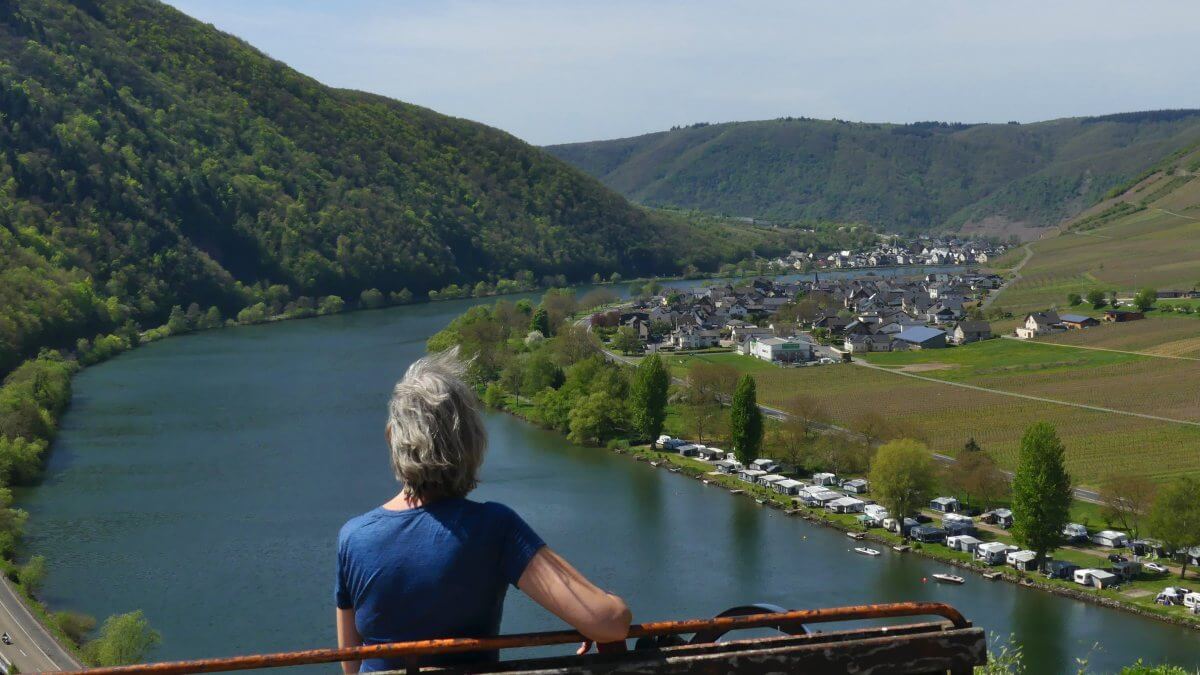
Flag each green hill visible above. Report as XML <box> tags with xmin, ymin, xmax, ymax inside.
<box><xmin>546</xmin><ymin>112</ymin><xmax>1200</xmax><ymax>234</ymax></box>
<box><xmin>0</xmin><ymin>0</ymin><xmax>781</xmax><ymax>373</ymax></box>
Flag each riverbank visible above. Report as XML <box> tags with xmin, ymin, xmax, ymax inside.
<box><xmin>618</xmin><ymin>444</ymin><xmax>1200</xmax><ymax>633</ymax></box>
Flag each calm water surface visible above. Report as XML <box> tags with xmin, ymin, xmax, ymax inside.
<box><xmin>20</xmin><ymin>284</ymin><xmax>1200</xmax><ymax>673</ymax></box>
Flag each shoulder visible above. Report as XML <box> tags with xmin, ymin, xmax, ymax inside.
<box><xmin>475</xmin><ymin>500</ymin><xmax>524</xmax><ymax>524</ymax></box>
<box><xmin>337</xmin><ymin>509</ymin><xmax>383</xmax><ymax>551</ymax></box>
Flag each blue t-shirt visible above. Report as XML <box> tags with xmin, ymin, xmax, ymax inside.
<box><xmin>335</xmin><ymin>498</ymin><xmax>545</xmax><ymax>671</ymax></box>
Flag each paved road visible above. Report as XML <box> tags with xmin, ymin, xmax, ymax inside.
<box><xmin>980</xmin><ymin>243</ymin><xmax>1032</xmax><ymax>310</ymax></box>
<box><xmin>0</xmin><ymin>576</ymin><xmax>81</xmax><ymax>672</ymax></box>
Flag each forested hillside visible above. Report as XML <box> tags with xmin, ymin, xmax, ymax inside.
<box><xmin>0</xmin><ymin>0</ymin><xmax>787</xmax><ymax>375</ymax></box>
<box><xmin>546</xmin><ymin>112</ymin><xmax>1200</xmax><ymax>233</ymax></box>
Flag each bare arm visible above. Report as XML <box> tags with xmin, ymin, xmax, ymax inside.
<box><xmin>517</xmin><ymin>547</ymin><xmax>632</xmax><ymax>644</ymax></box>
<box><xmin>336</xmin><ymin>608</ymin><xmax>362</xmax><ymax>674</ymax></box>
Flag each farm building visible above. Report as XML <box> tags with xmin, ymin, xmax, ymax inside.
<box><xmin>749</xmin><ymin>336</ymin><xmax>814</xmax><ymax>363</ymax></box>
<box><xmin>1015</xmin><ymin>311</ymin><xmax>1063</xmax><ymax>339</ymax></box>
<box><xmin>894</xmin><ymin>326</ymin><xmax>948</xmax><ymax>349</ymax></box>
<box><xmin>1103</xmin><ymin>310</ymin><xmax>1144</xmax><ymax>322</ymax></box>
<box><xmin>1059</xmin><ymin>313</ymin><xmax>1099</xmax><ymax>329</ymax></box>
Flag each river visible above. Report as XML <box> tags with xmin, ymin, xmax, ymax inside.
<box><xmin>19</xmin><ymin>276</ymin><xmax>1200</xmax><ymax>673</ymax></box>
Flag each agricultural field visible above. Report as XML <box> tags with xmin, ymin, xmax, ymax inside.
<box><xmin>1040</xmin><ymin>315</ymin><xmax>1200</xmax><ymax>358</ymax></box>
<box><xmin>990</xmin><ymin>156</ymin><xmax>1200</xmax><ymax>317</ymax></box>
<box><xmin>666</xmin><ymin>351</ymin><xmax>1200</xmax><ymax>485</ymax></box>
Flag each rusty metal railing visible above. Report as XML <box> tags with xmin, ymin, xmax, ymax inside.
<box><xmin>64</xmin><ymin>601</ymin><xmax>970</xmax><ymax>675</ymax></box>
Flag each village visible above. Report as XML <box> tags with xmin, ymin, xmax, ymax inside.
<box><xmin>648</xmin><ymin>433</ymin><xmax>1200</xmax><ymax>612</ymax></box>
<box><xmin>765</xmin><ymin>236</ymin><xmax>1006</xmax><ymax>272</ymax></box>
<box><xmin>593</xmin><ymin>269</ymin><xmax>1002</xmax><ymax>363</ymax></box>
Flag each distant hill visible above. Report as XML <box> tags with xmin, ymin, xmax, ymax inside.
<box><xmin>546</xmin><ymin>112</ymin><xmax>1200</xmax><ymax>235</ymax></box>
<box><xmin>0</xmin><ymin>0</ymin><xmax>782</xmax><ymax>372</ymax></box>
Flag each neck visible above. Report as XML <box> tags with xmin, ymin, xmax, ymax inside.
<box><xmin>383</xmin><ymin>490</ymin><xmax>428</xmax><ymax>512</ymax></box>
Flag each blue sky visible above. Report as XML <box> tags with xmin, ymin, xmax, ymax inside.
<box><xmin>166</xmin><ymin>0</ymin><xmax>1200</xmax><ymax>146</ymax></box>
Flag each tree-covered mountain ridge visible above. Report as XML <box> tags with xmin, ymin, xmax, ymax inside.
<box><xmin>0</xmin><ymin>0</ymin><xmax>794</xmax><ymax>374</ymax></box>
<box><xmin>545</xmin><ymin>111</ymin><xmax>1200</xmax><ymax>234</ymax></box>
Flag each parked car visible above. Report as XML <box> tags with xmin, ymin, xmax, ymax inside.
<box><xmin>1144</xmin><ymin>562</ymin><xmax>1169</xmax><ymax>574</ymax></box>
<box><xmin>914</xmin><ymin>514</ymin><xmax>933</xmax><ymax>524</ymax></box>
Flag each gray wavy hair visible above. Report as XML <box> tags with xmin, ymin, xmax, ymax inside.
<box><xmin>386</xmin><ymin>347</ymin><xmax>487</xmax><ymax>501</ymax></box>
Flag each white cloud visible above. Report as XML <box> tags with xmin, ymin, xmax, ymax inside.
<box><xmin>167</xmin><ymin>0</ymin><xmax>1200</xmax><ymax>144</ymax></box>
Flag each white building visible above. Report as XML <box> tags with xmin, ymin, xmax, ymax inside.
<box><xmin>749</xmin><ymin>336</ymin><xmax>813</xmax><ymax>364</ymax></box>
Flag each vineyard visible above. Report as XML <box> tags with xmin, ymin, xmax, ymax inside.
<box><xmin>862</xmin><ymin>339</ymin><xmax>1200</xmax><ymax>424</ymax></box>
<box><xmin>1041</xmin><ymin>316</ymin><xmax>1200</xmax><ymax>358</ymax></box>
<box><xmin>667</xmin><ymin>351</ymin><xmax>1200</xmax><ymax>485</ymax></box>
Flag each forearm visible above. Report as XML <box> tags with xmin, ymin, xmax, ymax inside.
<box><xmin>518</xmin><ymin>547</ymin><xmax>632</xmax><ymax>644</ymax></box>
<box><xmin>336</xmin><ymin>608</ymin><xmax>362</xmax><ymax>674</ymax></box>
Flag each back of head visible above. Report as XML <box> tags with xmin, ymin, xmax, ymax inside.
<box><xmin>387</xmin><ymin>347</ymin><xmax>487</xmax><ymax>501</ymax></box>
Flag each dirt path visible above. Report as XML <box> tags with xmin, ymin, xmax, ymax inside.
<box><xmin>1157</xmin><ymin>207</ymin><xmax>1200</xmax><ymax>221</ymax></box>
<box><xmin>1001</xmin><ymin>334</ymin><xmax>1200</xmax><ymax>362</ymax></box>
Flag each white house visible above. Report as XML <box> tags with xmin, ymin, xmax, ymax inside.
<box><xmin>1015</xmin><ymin>311</ymin><xmax>1063</xmax><ymax>339</ymax></box>
<box><xmin>749</xmin><ymin>336</ymin><xmax>813</xmax><ymax>363</ymax></box>
<box><xmin>1091</xmin><ymin>530</ymin><xmax>1129</xmax><ymax>548</ymax></box>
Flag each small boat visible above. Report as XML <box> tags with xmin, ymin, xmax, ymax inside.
<box><xmin>754</xmin><ymin>498</ymin><xmax>766</xmax><ymax>505</ymax></box>
<box><xmin>893</xmin><ymin>545</ymin><xmax>911</xmax><ymax>553</ymax></box>
<box><xmin>846</xmin><ymin>531</ymin><xmax>866</xmax><ymax>540</ymax></box>
<box><xmin>932</xmin><ymin>573</ymin><xmax>965</xmax><ymax>585</ymax></box>
<box><xmin>854</xmin><ymin>547</ymin><xmax>882</xmax><ymax>557</ymax></box>
<box><xmin>729</xmin><ymin>489</ymin><xmax>745</xmax><ymax>495</ymax></box>
<box><xmin>649</xmin><ymin>461</ymin><xmax>660</xmax><ymax>467</ymax></box>
<box><xmin>668</xmin><ymin>467</ymin><xmax>681</xmax><ymax>473</ymax></box>
<box><xmin>702</xmin><ymin>479</ymin><xmax>710</xmax><ymax>485</ymax></box>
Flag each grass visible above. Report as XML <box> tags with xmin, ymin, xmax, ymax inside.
<box><xmin>861</xmin><ymin>338</ymin><xmax>1139</xmax><ymax>380</ymax></box>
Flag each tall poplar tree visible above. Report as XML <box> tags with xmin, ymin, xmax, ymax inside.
<box><xmin>730</xmin><ymin>374</ymin><xmax>763</xmax><ymax>464</ymax></box>
<box><xmin>630</xmin><ymin>354</ymin><xmax>669</xmax><ymax>441</ymax></box>
<box><xmin>1011</xmin><ymin>422</ymin><xmax>1073</xmax><ymax>566</ymax></box>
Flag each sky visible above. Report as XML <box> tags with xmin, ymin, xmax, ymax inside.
<box><xmin>165</xmin><ymin>0</ymin><xmax>1200</xmax><ymax>146</ymax></box>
